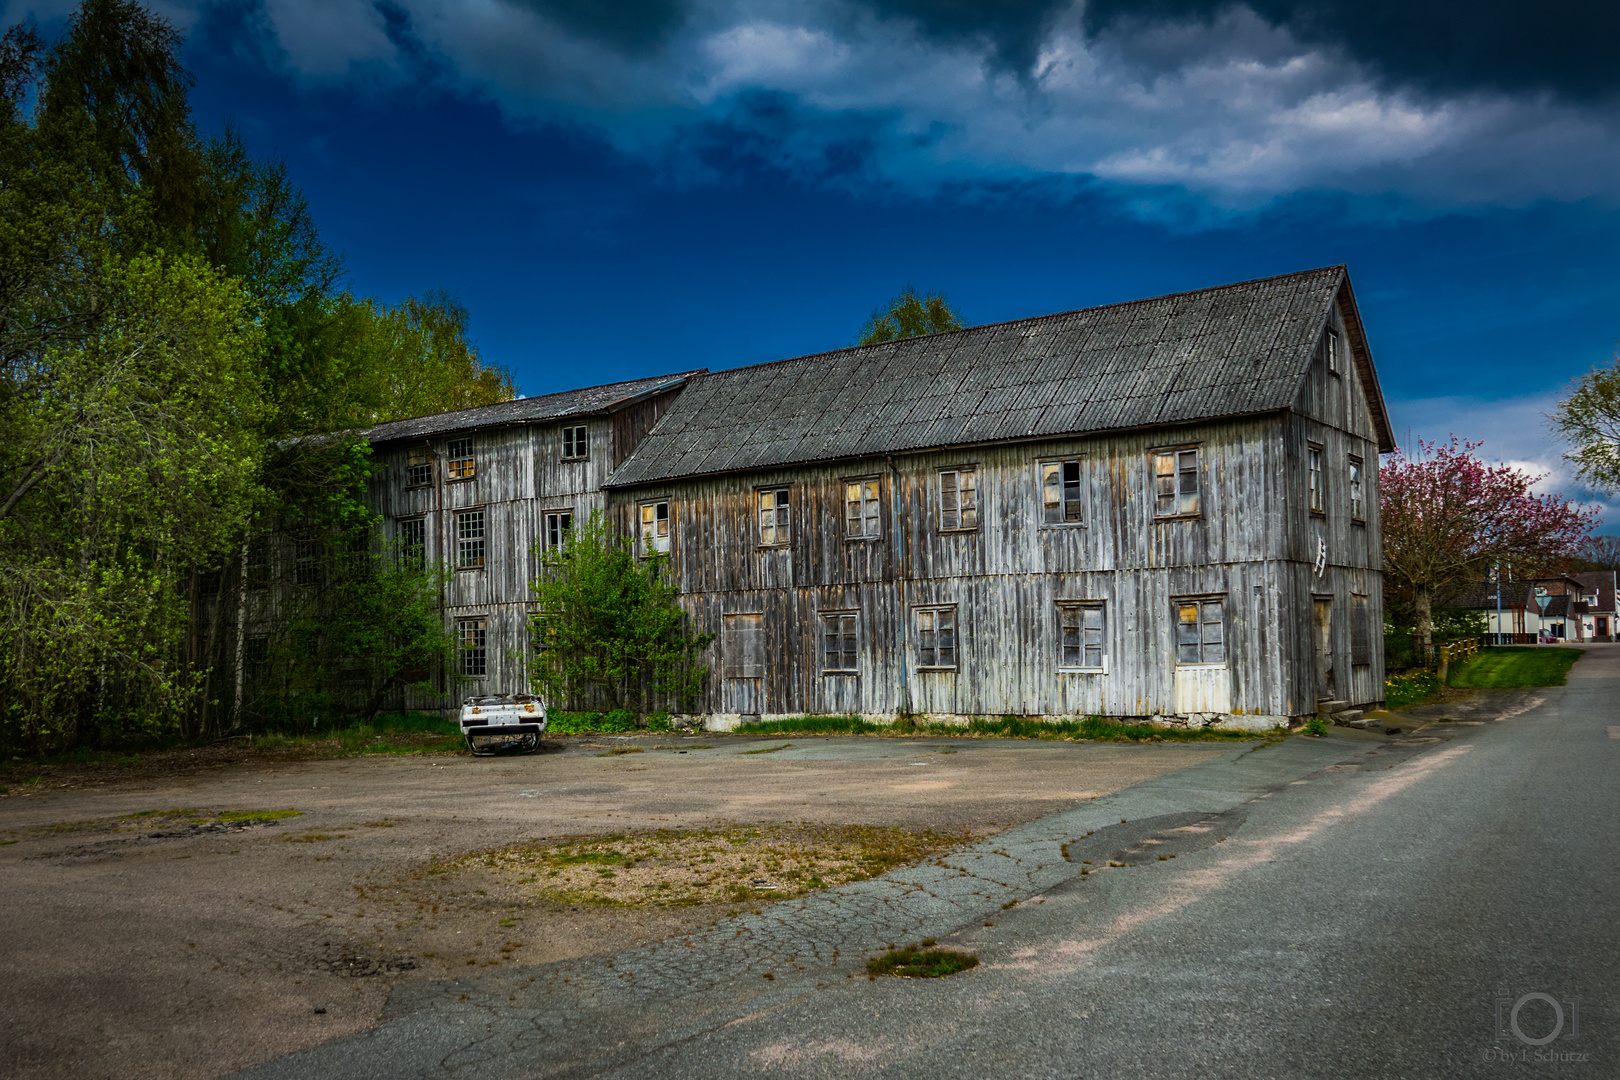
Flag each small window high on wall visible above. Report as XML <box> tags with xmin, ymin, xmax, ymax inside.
<box><xmin>1041</xmin><ymin>460</ymin><xmax>1081</xmax><ymax>524</ymax></box>
<box><xmin>1153</xmin><ymin>448</ymin><xmax>1200</xmax><ymax>518</ymax></box>
<box><xmin>406</xmin><ymin>446</ymin><xmax>432</xmax><ymax>488</ymax></box>
<box><xmin>562</xmin><ymin>425</ymin><xmax>588</xmax><ymax>460</ymax></box>
<box><xmin>447</xmin><ymin>438</ymin><xmax>475</xmax><ymax>481</ymax></box>
<box><xmin>845</xmin><ymin>480</ymin><xmax>880</xmax><ymax>539</ymax></box>
<box><xmin>758</xmin><ymin>487</ymin><xmax>790</xmax><ymax>546</ymax></box>
<box><xmin>640</xmin><ymin>501</ymin><xmax>670</xmax><ymax>555</ymax></box>
<box><xmin>939</xmin><ymin>469</ymin><xmax>977</xmax><ymax>530</ymax></box>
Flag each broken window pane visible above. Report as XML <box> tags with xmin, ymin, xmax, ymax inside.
<box><xmin>939</xmin><ymin>470</ymin><xmax>977</xmax><ymax>530</ymax></box>
<box><xmin>1156</xmin><ymin>449</ymin><xmax>1200</xmax><ymax>517</ymax></box>
<box><xmin>846</xmin><ymin>480</ymin><xmax>880</xmax><ymax>539</ymax></box>
<box><xmin>1175</xmin><ymin>599</ymin><xmax>1224</xmax><ymax>664</ymax></box>
<box><xmin>1060</xmin><ymin>604</ymin><xmax>1104</xmax><ymax>668</ymax></box>
<box><xmin>759</xmin><ymin>488</ymin><xmax>790</xmax><ymax>545</ymax></box>
<box><xmin>641</xmin><ymin>502</ymin><xmax>671</xmax><ymax>555</ymax></box>
<box><xmin>456</xmin><ymin>510</ymin><xmax>486</xmax><ymax>568</ymax></box>
<box><xmin>916</xmin><ymin>607</ymin><xmax>957</xmax><ymax>668</ymax></box>
<box><xmin>457</xmin><ymin>617</ymin><xmax>487</xmax><ymax>677</ymax></box>
<box><xmin>1042</xmin><ymin>460</ymin><xmax>1082</xmax><ymax>524</ymax></box>
<box><xmin>447</xmin><ymin>438</ymin><xmax>475</xmax><ymax>481</ymax></box>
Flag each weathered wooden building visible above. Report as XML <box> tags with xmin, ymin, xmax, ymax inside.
<box><xmin>360</xmin><ymin>265</ymin><xmax>1392</xmax><ymax>729</ymax></box>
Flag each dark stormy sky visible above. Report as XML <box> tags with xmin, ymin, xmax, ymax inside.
<box><xmin>9</xmin><ymin>0</ymin><xmax>1620</xmax><ymax>521</ymax></box>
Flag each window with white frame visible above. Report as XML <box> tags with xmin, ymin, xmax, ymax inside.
<box><xmin>822</xmin><ymin>612</ymin><xmax>859</xmax><ymax>672</ymax></box>
<box><xmin>1059</xmin><ymin>604</ymin><xmax>1105</xmax><ymax>669</ymax></box>
<box><xmin>1153</xmin><ymin>448</ymin><xmax>1200</xmax><ymax>518</ymax></box>
<box><xmin>456</xmin><ymin>509</ymin><xmax>486</xmax><ymax>569</ymax></box>
<box><xmin>1041</xmin><ymin>460</ymin><xmax>1082</xmax><ymax>524</ymax></box>
<box><xmin>406</xmin><ymin>446</ymin><xmax>433</xmax><ymax>488</ymax></box>
<box><xmin>562</xmin><ymin>425</ymin><xmax>588</xmax><ymax>460</ymax></box>
<box><xmin>1349</xmin><ymin>457</ymin><xmax>1364</xmax><ymax>521</ymax></box>
<box><xmin>544</xmin><ymin>510</ymin><xmax>573</xmax><ymax>551</ymax></box>
<box><xmin>1308</xmin><ymin>445</ymin><xmax>1325</xmax><ymax>515</ymax></box>
<box><xmin>1324</xmin><ymin>327</ymin><xmax>1342</xmax><ymax>374</ymax></box>
<box><xmin>457</xmin><ymin>617</ymin><xmax>487</xmax><ymax>677</ymax></box>
<box><xmin>640</xmin><ymin>501</ymin><xmax>670</xmax><ymax>555</ymax></box>
<box><xmin>939</xmin><ymin>469</ymin><xmax>977</xmax><ymax>530</ymax></box>
<box><xmin>1175</xmin><ymin>598</ymin><xmax>1225</xmax><ymax>665</ymax></box>
<box><xmin>397</xmin><ymin>517</ymin><xmax>426</xmax><ymax>569</ymax></box>
<box><xmin>758</xmin><ymin>487</ymin><xmax>790</xmax><ymax>546</ymax></box>
<box><xmin>845</xmin><ymin>479</ymin><xmax>880</xmax><ymax>539</ymax></box>
<box><xmin>447</xmin><ymin>438</ymin><xmax>475</xmax><ymax>481</ymax></box>
<box><xmin>915</xmin><ymin>607</ymin><xmax>957</xmax><ymax>668</ymax></box>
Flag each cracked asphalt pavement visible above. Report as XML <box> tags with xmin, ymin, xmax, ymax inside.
<box><xmin>231</xmin><ymin>649</ymin><xmax>1620</xmax><ymax>1078</ymax></box>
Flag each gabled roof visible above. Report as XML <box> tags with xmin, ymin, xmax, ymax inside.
<box><xmin>364</xmin><ymin>371</ymin><xmax>704</xmax><ymax>445</ymax></box>
<box><xmin>606</xmin><ymin>267</ymin><xmax>1391</xmax><ymax>489</ymax></box>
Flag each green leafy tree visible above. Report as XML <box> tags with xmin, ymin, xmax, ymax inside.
<box><xmin>527</xmin><ymin>511</ymin><xmax>711</xmax><ymax>714</ymax></box>
<box><xmin>857</xmin><ymin>286</ymin><xmax>967</xmax><ymax>345</ymax></box>
<box><xmin>267</xmin><ymin>535</ymin><xmax>455</xmax><ymax>725</ymax></box>
<box><xmin>1556</xmin><ymin>356</ymin><xmax>1620</xmax><ymax>491</ymax></box>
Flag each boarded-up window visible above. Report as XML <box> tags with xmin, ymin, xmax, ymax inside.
<box><xmin>407</xmin><ymin>446</ymin><xmax>433</xmax><ymax>488</ymax></box>
<box><xmin>640</xmin><ymin>502</ymin><xmax>670</xmax><ymax>555</ymax></box>
<box><xmin>758</xmin><ymin>488</ymin><xmax>790</xmax><ymax>545</ymax></box>
<box><xmin>1349</xmin><ymin>457</ymin><xmax>1364</xmax><ymax>521</ymax></box>
<box><xmin>1154</xmin><ymin>449</ymin><xmax>1200</xmax><ymax>517</ymax></box>
<box><xmin>457</xmin><ymin>617</ymin><xmax>487</xmax><ymax>677</ymax></box>
<box><xmin>447</xmin><ymin>438</ymin><xmax>475</xmax><ymax>481</ymax></box>
<box><xmin>1041</xmin><ymin>460</ymin><xmax>1082</xmax><ymax>523</ymax></box>
<box><xmin>845</xmin><ymin>480</ymin><xmax>880</xmax><ymax>539</ymax></box>
<box><xmin>456</xmin><ymin>510</ymin><xmax>486</xmax><ymax>568</ymax></box>
<box><xmin>295</xmin><ymin>539</ymin><xmax>320</xmax><ymax>586</ymax></box>
<box><xmin>1059</xmin><ymin>604</ymin><xmax>1105</xmax><ymax>669</ymax></box>
<box><xmin>562</xmin><ymin>425</ymin><xmax>588</xmax><ymax>460</ymax></box>
<box><xmin>939</xmin><ymin>470</ymin><xmax>977</xmax><ymax>530</ymax></box>
<box><xmin>1352</xmin><ymin>594</ymin><xmax>1371</xmax><ymax>664</ymax></box>
<box><xmin>916</xmin><ymin>607</ymin><xmax>957</xmax><ymax>668</ymax></box>
<box><xmin>1308</xmin><ymin>445</ymin><xmax>1325</xmax><ymax>514</ymax></box>
<box><xmin>544</xmin><ymin>510</ymin><xmax>573</xmax><ymax>551</ymax></box>
<box><xmin>1175</xmin><ymin>599</ymin><xmax>1225</xmax><ymax>664</ymax></box>
<box><xmin>723</xmin><ymin>614</ymin><xmax>766</xmax><ymax>678</ymax></box>
<box><xmin>822</xmin><ymin>613</ymin><xmax>859</xmax><ymax>672</ymax></box>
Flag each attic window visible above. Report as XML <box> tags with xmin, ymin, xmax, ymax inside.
<box><xmin>1041</xmin><ymin>460</ymin><xmax>1082</xmax><ymax>524</ymax></box>
<box><xmin>1349</xmin><ymin>457</ymin><xmax>1365</xmax><ymax>521</ymax></box>
<box><xmin>562</xmin><ymin>425</ymin><xmax>588</xmax><ymax>460</ymax></box>
<box><xmin>845</xmin><ymin>480</ymin><xmax>881</xmax><ymax>539</ymax></box>
<box><xmin>1308</xmin><ymin>445</ymin><xmax>1325</xmax><ymax>515</ymax></box>
<box><xmin>447</xmin><ymin>438</ymin><xmax>475</xmax><ymax>481</ymax></box>
<box><xmin>406</xmin><ymin>447</ymin><xmax>433</xmax><ymax>488</ymax></box>
<box><xmin>1325</xmin><ymin>327</ymin><xmax>1342</xmax><ymax>375</ymax></box>
<box><xmin>758</xmin><ymin>487</ymin><xmax>790</xmax><ymax>546</ymax></box>
<box><xmin>939</xmin><ymin>469</ymin><xmax>977</xmax><ymax>530</ymax></box>
<box><xmin>1153</xmin><ymin>448</ymin><xmax>1200</xmax><ymax>518</ymax></box>
<box><xmin>640</xmin><ymin>501</ymin><xmax>671</xmax><ymax>555</ymax></box>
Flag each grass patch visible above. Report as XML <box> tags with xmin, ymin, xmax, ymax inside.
<box><xmin>597</xmin><ymin>747</ymin><xmax>645</xmax><ymax>757</ymax></box>
<box><xmin>733</xmin><ymin>714</ymin><xmax>1261</xmax><ymax>743</ymax></box>
<box><xmin>741</xmin><ymin>743</ymin><xmax>794</xmax><ymax>754</ymax></box>
<box><xmin>458</xmin><ymin>822</ymin><xmax>975</xmax><ymax>909</ymax></box>
<box><xmin>1449</xmin><ymin>646</ymin><xmax>1583</xmax><ymax>689</ymax></box>
<box><xmin>866</xmin><ymin>942</ymin><xmax>979</xmax><ymax>979</ymax></box>
<box><xmin>243</xmin><ymin>714</ymin><xmax>462</xmax><ymax>757</ymax></box>
<box><xmin>1384</xmin><ymin>671</ymin><xmax>1440</xmax><ymax>710</ymax></box>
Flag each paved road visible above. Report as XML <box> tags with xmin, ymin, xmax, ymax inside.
<box><xmin>235</xmin><ymin>652</ymin><xmax>1620</xmax><ymax>1079</ymax></box>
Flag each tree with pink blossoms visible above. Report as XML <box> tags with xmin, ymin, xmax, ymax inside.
<box><xmin>1380</xmin><ymin>438</ymin><xmax>1598</xmax><ymax>654</ymax></box>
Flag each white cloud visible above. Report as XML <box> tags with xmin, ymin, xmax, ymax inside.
<box><xmin>101</xmin><ymin>0</ymin><xmax>1620</xmax><ymax>213</ymax></box>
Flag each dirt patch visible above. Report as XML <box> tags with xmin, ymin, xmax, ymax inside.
<box><xmin>454</xmin><ymin>823</ymin><xmax>980</xmax><ymax>908</ymax></box>
<box><xmin>0</xmin><ymin>735</ymin><xmax>1233</xmax><ymax>1080</ymax></box>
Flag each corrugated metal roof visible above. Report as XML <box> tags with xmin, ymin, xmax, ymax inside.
<box><xmin>363</xmin><ymin>370</ymin><xmax>705</xmax><ymax>445</ymax></box>
<box><xmin>608</xmin><ymin>267</ymin><xmax>1391</xmax><ymax>488</ymax></box>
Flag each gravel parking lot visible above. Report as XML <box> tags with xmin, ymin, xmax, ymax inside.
<box><xmin>0</xmin><ymin>733</ymin><xmax>1240</xmax><ymax>1080</ymax></box>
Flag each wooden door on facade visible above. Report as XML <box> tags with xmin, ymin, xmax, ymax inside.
<box><xmin>723</xmin><ymin>614</ymin><xmax>765</xmax><ymax>714</ymax></box>
<box><xmin>1314</xmin><ymin>598</ymin><xmax>1335</xmax><ymax>700</ymax></box>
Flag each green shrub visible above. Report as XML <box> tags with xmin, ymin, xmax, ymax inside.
<box><xmin>647</xmin><ymin>711</ymin><xmax>672</xmax><ymax>732</ymax></box>
<box><xmin>1303</xmin><ymin>715</ymin><xmax>1328</xmax><ymax>736</ymax></box>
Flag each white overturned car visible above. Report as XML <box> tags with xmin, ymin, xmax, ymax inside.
<box><xmin>459</xmin><ymin>694</ymin><xmax>547</xmax><ymax>755</ymax></box>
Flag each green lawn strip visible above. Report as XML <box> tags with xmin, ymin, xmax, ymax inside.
<box><xmin>1448</xmin><ymin>646</ymin><xmax>1583</xmax><ymax>689</ymax></box>
<box><xmin>866</xmin><ymin>941</ymin><xmax>979</xmax><ymax>978</ymax></box>
<box><xmin>733</xmin><ymin>714</ymin><xmax>1262</xmax><ymax>743</ymax></box>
